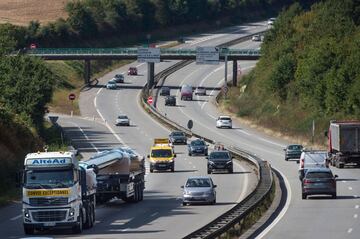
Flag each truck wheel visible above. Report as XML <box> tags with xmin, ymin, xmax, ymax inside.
<box><xmin>228</xmin><ymin>168</ymin><xmax>233</xmax><ymax>174</ymax></box>
<box><xmin>150</xmin><ymin>167</ymin><xmax>154</xmax><ymax>173</ymax></box>
<box><xmin>302</xmin><ymin>193</ymin><xmax>307</xmax><ymax>200</ymax></box>
<box><xmin>84</xmin><ymin>205</ymin><xmax>94</xmax><ymax>229</ymax></box>
<box><xmin>207</xmin><ymin>169</ymin><xmax>211</xmax><ymax>174</ymax></box>
<box><xmin>339</xmin><ymin>163</ymin><xmax>344</xmax><ymax>169</ymax></box>
<box><xmin>72</xmin><ymin>211</ymin><xmax>83</xmax><ymax>234</ymax></box>
<box><xmin>24</xmin><ymin>225</ymin><xmax>34</xmax><ymax>235</ymax></box>
<box><xmin>285</xmin><ymin>157</ymin><xmax>288</xmax><ymax>161</ymax></box>
<box><xmin>332</xmin><ymin>193</ymin><xmax>337</xmax><ymax>199</ymax></box>
<box><xmin>171</xmin><ymin>166</ymin><xmax>175</xmax><ymax>172</ymax></box>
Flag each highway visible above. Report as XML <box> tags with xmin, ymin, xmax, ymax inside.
<box><xmin>155</xmin><ymin>39</ymin><xmax>360</xmax><ymax>238</ymax></box>
<box><xmin>0</xmin><ymin>21</ymin><xmax>267</xmax><ymax>238</ymax></box>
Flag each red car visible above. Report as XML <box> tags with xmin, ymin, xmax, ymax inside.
<box><xmin>128</xmin><ymin>67</ymin><xmax>138</xmax><ymax>75</ymax></box>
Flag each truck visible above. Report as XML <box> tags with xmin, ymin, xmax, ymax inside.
<box><xmin>21</xmin><ymin>151</ymin><xmax>96</xmax><ymax>235</ymax></box>
<box><xmin>148</xmin><ymin>138</ymin><xmax>176</xmax><ymax>172</ymax></box>
<box><xmin>327</xmin><ymin>120</ymin><xmax>360</xmax><ymax>168</ymax></box>
<box><xmin>84</xmin><ymin>147</ymin><xmax>145</xmax><ymax>203</ymax></box>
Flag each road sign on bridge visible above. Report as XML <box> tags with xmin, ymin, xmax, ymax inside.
<box><xmin>196</xmin><ymin>47</ymin><xmax>219</xmax><ymax>65</ymax></box>
<box><xmin>138</xmin><ymin>48</ymin><xmax>160</xmax><ymax>63</ymax></box>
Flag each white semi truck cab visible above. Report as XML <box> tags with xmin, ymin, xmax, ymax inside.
<box><xmin>22</xmin><ymin>151</ymin><xmax>96</xmax><ymax>235</ymax></box>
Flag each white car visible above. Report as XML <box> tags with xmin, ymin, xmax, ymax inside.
<box><xmin>194</xmin><ymin>86</ymin><xmax>206</xmax><ymax>95</ymax></box>
<box><xmin>298</xmin><ymin>150</ymin><xmax>329</xmax><ymax>180</ymax></box>
<box><xmin>106</xmin><ymin>80</ymin><xmax>117</xmax><ymax>89</ymax></box>
<box><xmin>116</xmin><ymin>115</ymin><xmax>130</xmax><ymax>126</ymax></box>
<box><xmin>216</xmin><ymin>116</ymin><xmax>232</xmax><ymax>129</ymax></box>
<box><xmin>267</xmin><ymin>17</ymin><xmax>276</xmax><ymax>26</ymax></box>
<box><xmin>251</xmin><ymin>35</ymin><xmax>261</xmax><ymax>41</ymax></box>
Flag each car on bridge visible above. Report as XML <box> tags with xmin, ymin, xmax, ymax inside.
<box><xmin>181</xmin><ymin>176</ymin><xmax>216</xmax><ymax>205</ymax></box>
<box><xmin>165</xmin><ymin>95</ymin><xmax>176</xmax><ymax>106</ymax></box>
<box><xmin>284</xmin><ymin>144</ymin><xmax>303</xmax><ymax>161</ymax></box>
<box><xmin>301</xmin><ymin>168</ymin><xmax>337</xmax><ymax>199</ymax></box>
<box><xmin>113</xmin><ymin>73</ymin><xmax>124</xmax><ymax>83</ymax></box>
<box><xmin>128</xmin><ymin>67</ymin><xmax>138</xmax><ymax>75</ymax></box>
<box><xmin>169</xmin><ymin>131</ymin><xmax>187</xmax><ymax>145</ymax></box>
<box><xmin>106</xmin><ymin>79</ymin><xmax>117</xmax><ymax>89</ymax></box>
<box><xmin>194</xmin><ymin>86</ymin><xmax>206</xmax><ymax>96</ymax></box>
<box><xmin>207</xmin><ymin>150</ymin><xmax>233</xmax><ymax>174</ymax></box>
<box><xmin>216</xmin><ymin>116</ymin><xmax>232</xmax><ymax>129</ymax></box>
<box><xmin>115</xmin><ymin>114</ymin><xmax>130</xmax><ymax>126</ymax></box>
<box><xmin>188</xmin><ymin>139</ymin><xmax>208</xmax><ymax>156</ymax></box>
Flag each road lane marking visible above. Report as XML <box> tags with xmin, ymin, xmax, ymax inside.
<box><xmin>255</xmin><ymin>167</ymin><xmax>292</xmax><ymax>239</ymax></box>
<box><xmin>10</xmin><ymin>214</ymin><xmax>22</xmax><ymax>221</ymax></box>
<box><xmin>255</xmin><ymin>136</ymin><xmax>286</xmax><ymax>148</ymax></box>
<box><xmin>354</xmin><ymin>214</ymin><xmax>358</xmax><ymax>219</ymax></box>
<box><xmin>68</xmin><ymin>122</ymin><xmax>99</xmax><ymax>152</ymax></box>
<box><xmin>150</xmin><ymin>212</ymin><xmax>159</xmax><ymax>217</ymax></box>
<box><xmin>355</xmin><ymin>205</ymin><xmax>359</xmax><ymax>209</ymax></box>
<box><xmin>237</xmin><ymin>129</ymin><xmax>251</xmax><ymax>136</ymax></box>
<box><xmin>349</xmin><ymin>187</ymin><xmax>353</xmax><ymax>190</ymax></box>
<box><xmin>348</xmin><ymin>228</ymin><xmax>353</xmax><ymax>234</ymax></box>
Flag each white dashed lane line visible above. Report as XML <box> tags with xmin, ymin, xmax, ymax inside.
<box><xmin>354</xmin><ymin>214</ymin><xmax>358</xmax><ymax>219</ymax></box>
<box><xmin>349</xmin><ymin>187</ymin><xmax>353</xmax><ymax>190</ymax></box>
<box><xmin>10</xmin><ymin>215</ymin><xmax>22</xmax><ymax>221</ymax></box>
<box><xmin>355</xmin><ymin>205</ymin><xmax>359</xmax><ymax>209</ymax></box>
<box><xmin>348</xmin><ymin>228</ymin><xmax>353</xmax><ymax>234</ymax></box>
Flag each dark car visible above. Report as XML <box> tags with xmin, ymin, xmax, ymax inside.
<box><xmin>284</xmin><ymin>144</ymin><xmax>303</xmax><ymax>161</ymax></box>
<box><xmin>188</xmin><ymin>139</ymin><xmax>208</xmax><ymax>156</ymax></box>
<box><xmin>128</xmin><ymin>67</ymin><xmax>137</xmax><ymax>75</ymax></box>
<box><xmin>301</xmin><ymin>168</ymin><xmax>338</xmax><ymax>199</ymax></box>
<box><xmin>160</xmin><ymin>87</ymin><xmax>171</xmax><ymax>96</ymax></box>
<box><xmin>165</xmin><ymin>95</ymin><xmax>176</xmax><ymax>106</ymax></box>
<box><xmin>169</xmin><ymin>131</ymin><xmax>187</xmax><ymax>145</ymax></box>
<box><xmin>207</xmin><ymin>150</ymin><xmax>233</xmax><ymax>174</ymax></box>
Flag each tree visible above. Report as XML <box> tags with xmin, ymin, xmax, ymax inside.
<box><xmin>66</xmin><ymin>1</ymin><xmax>98</xmax><ymax>37</ymax></box>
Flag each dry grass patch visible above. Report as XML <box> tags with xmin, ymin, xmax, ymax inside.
<box><xmin>0</xmin><ymin>0</ymin><xmax>69</xmax><ymax>25</ymax></box>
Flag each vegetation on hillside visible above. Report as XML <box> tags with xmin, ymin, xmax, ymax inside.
<box><xmin>0</xmin><ymin>0</ymin><xmax>315</xmax><ymax>48</ymax></box>
<box><xmin>226</xmin><ymin>0</ymin><xmax>360</xmax><ymax>144</ymax></box>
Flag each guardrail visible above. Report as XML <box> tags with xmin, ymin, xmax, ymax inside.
<box><xmin>140</xmin><ymin>30</ymin><xmax>275</xmax><ymax>238</ymax></box>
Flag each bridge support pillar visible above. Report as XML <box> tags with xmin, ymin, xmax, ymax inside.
<box><xmin>84</xmin><ymin>59</ymin><xmax>91</xmax><ymax>85</ymax></box>
<box><xmin>147</xmin><ymin>62</ymin><xmax>155</xmax><ymax>89</ymax></box>
<box><xmin>232</xmin><ymin>60</ymin><xmax>238</xmax><ymax>86</ymax></box>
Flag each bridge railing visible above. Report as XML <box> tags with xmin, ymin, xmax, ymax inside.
<box><xmin>23</xmin><ymin>47</ymin><xmax>260</xmax><ymax>56</ymax></box>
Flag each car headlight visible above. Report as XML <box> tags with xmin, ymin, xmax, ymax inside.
<box><xmin>24</xmin><ymin>209</ymin><xmax>30</xmax><ymax>218</ymax></box>
<box><xmin>69</xmin><ymin>208</ymin><xmax>75</xmax><ymax>217</ymax></box>
<box><xmin>226</xmin><ymin>161</ymin><xmax>233</xmax><ymax>164</ymax></box>
<box><xmin>208</xmin><ymin>161</ymin><xmax>215</xmax><ymax>165</ymax></box>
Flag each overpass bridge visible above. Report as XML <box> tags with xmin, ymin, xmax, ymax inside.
<box><xmin>17</xmin><ymin>47</ymin><xmax>261</xmax><ymax>87</ymax></box>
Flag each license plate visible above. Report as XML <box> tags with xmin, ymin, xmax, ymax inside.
<box><xmin>44</xmin><ymin>222</ymin><xmax>56</xmax><ymax>227</ymax></box>
<box><xmin>158</xmin><ymin>164</ymin><xmax>166</xmax><ymax>167</ymax></box>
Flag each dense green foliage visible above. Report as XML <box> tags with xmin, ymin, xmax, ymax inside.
<box><xmin>0</xmin><ymin>0</ymin><xmax>313</xmax><ymax>48</ymax></box>
<box><xmin>232</xmin><ymin>0</ymin><xmax>360</xmax><ymax>142</ymax></box>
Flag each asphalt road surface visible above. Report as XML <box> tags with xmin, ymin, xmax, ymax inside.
<box><xmin>0</xmin><ymin>21</ymin><xmax>267</xmax><ymax>238</ymax></box>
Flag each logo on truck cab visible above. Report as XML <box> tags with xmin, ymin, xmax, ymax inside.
<box><xmin>26</xmin><ymin>158</ymin><xmax>72</xmax><ymax>166</ymax></box>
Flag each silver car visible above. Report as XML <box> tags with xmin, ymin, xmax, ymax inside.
<box><xmin>115</xmin><ymin>115</ymin><xmax>130</xmax><ymax>126</ymax></box>
<box><xmin>181</xmin><ymin>176</ymin><xmax>216</xmax><ymax>205</ymax></box>
<box><xmin>194</xmin><ymin>86</ymin><xmax>206</xmax><ymax>95</ymax></box>
<box><xmin>106</xmin><ymin>79</ymin><xmax>117</xmax><ymax>89</ymax></box>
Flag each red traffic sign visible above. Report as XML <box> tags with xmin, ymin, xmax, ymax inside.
<box><xmin>68</xmin><ymin>93</ymin><xmax>76</xmax><ymax>101</ymax></box>
<box><xmin>30</xmin><ymin>43</ymin><xmax>37</xmax><ymax>49</ymax></box>
<box><xmin>147</xmin><ymin>96</ymin><xmax>153</xmax><ymax>104</ymax></box>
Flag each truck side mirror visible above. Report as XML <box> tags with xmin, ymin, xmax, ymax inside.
<box><xmin>324</xmin><ymin>131</ymin><xmax>328</xmax><ymax>138</ymax></box>
<box><xmin>88</xmin><ymin>164</ymin><xmax>99</xmax><ymax>175</ymax></box>
<box><xmin>174</xmin><ymin>154</ymin><xmax>177</xmax><ymax>157</ymax></box>
<box><xmin>181</xmin><ymin>185</ymin><xmax>184</xmax><ymax>188</ymax></box>
<box><xmin>15</xmin><ymin>171</ymin><xmax>23</xmax><ymax>188</ymax></box>
<box><xmin>147</xmin><ymin>155</ymin><xmax>150</xmax><ymax>158</ymax></box>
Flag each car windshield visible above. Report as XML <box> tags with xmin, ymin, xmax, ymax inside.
<box><xmin>306</xmin><ymin>172</ymin><xmax>333</xmax><ymax>179</ymax></box>
<box><xmin>24</xmin><ymin>169</ymin><xmax>75</xmax><ymax>189</ymax></box>
<box><xmin>197</xmin><ymin>87</ymin><xmax>204</xmax><ymax>90</ymax></box>
<box><xmin>191</xmin><ymin>140</ymin><xmax>205</xmax><ymax>146</ymax></box>
<box><xmin>186</xmin><ymin>178</ymin><xmax>211</xmax><ymax>187</ymax></box>
<box><xmin>209</xmin><ymin>151</ymin><xmax>230</xmax><ymax>160</ymax></box>
<box><xmin>151</xmin><ymin>149</ymin><xmax>172</xmax><ymax>157</ymax></box>
<box><xmin>288</xmin><ymin>145</ymin><xmax>302</xmax><ymax>150</ymax></box>
<box><xmin>219</xmin><ymin>117</ymin><xmax>231</xmax><ymax>121</ymax></box>
<box><xmin>172</xmin><ymin>132</ymin><xmax>184</xmax><ymax>137</ymax></box>
<box><xmin>108</xmin><ymin>81</ymin><xmax>115</xmax><ymax>84</ymax></box>
<box><xmin>118</xmin><ymin>116</ymin><xmax>128</xmax><ymax>119</ymax></box>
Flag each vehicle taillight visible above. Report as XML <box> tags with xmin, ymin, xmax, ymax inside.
<box><xmin>303</xmin><ymin>179</ymin><xmax>312</xmax><ymax>184</ymax></box>
<box><xmin>300</xmin><ymin>159</ymin><xmax>304</xmax><ymax>168</ymax></box>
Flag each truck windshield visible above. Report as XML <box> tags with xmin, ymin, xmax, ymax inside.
<box><xmin>151</xmin><ymin>149</ymin><xmax>172</xmax><ymax>157</ymax></box>
<box><xmin>24</xmin><ymin>169</ymin><xmax>75</xmax><ymax>189</ymax></box>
